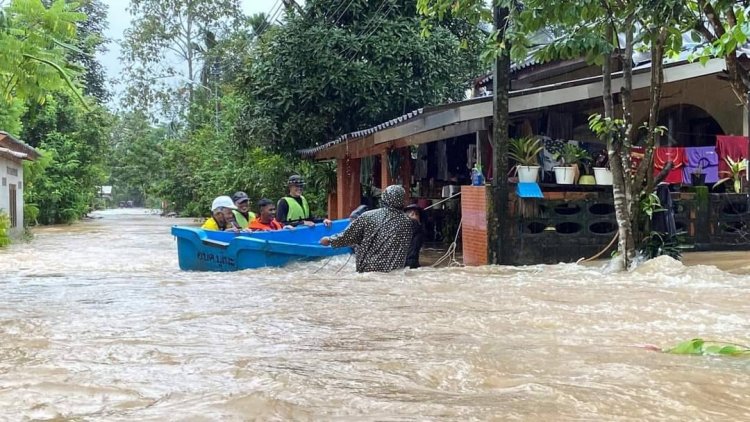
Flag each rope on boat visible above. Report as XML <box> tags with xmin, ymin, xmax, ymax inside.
<box><xmin>313</xmin><ymin>256</ymin><xmax>335</xmax><ymax>274</ymax></box>
<box><xmin>577</xmin><ymin>232</ymin><xmax>619</xmax><ymax>264</ymax></box>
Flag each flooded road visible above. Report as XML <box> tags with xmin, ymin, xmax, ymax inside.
<box><xmin>0</xmin><ymin>209</ymin><xmax>749</xmax><ymax>420</ymax></box>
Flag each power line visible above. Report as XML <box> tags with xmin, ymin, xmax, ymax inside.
<box><xmin>254</xmin><ymin>0</ymin><xmax>283</xmax><ymax>37</ymax></box>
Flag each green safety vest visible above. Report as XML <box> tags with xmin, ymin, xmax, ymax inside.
<box><xmin>283</xmin><ymin>196</ymin><xmax>310</xmax><ymax>222</ymax></box>
<box><xmin>232</xmin><ymin>210</ymin><xmax>256</xmax><ymax>229</ymax></box>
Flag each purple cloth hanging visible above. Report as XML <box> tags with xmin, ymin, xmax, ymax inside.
<box><xmin>682</xmin><ymin>146</ymin><xmax>719</xmax><ymax>184</ymax></box>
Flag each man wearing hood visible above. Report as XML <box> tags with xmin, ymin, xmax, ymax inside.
<box><xmin>320</xmin><ymin>185</ymin><xmax>412</xmax><ymax>273</ymax></box>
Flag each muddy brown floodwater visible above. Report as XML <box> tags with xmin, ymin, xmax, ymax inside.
<box><xmin>0</xmin><ymin>209</ymin><xmax>748</xmax><ymax>420</ymax></box>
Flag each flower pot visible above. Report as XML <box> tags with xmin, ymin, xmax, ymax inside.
<box><xmin>579</xmin><ymin>175</ymin><xmax>596</xmax><ymax>185</ymax></box>
<box><xmin>690</xmin><ymin>172</ymin><xmax>706</xmax><ymax>186</ymax></box>
<box><xmin>554</xmin><ymin>166</ymin><xmax>576</xmax><ymax>184</ymax></box>
<box><xmin>593</xmin><ymin>167</ymin><xmax>613</xmax><ymax>185</ymax></box>
<box><xmin>517</xmin><ymin>165</ymin><xmax>540</xmax><ymax>183</ymax></box>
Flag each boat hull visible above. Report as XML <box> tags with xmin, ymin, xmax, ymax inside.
<box><xmin>171</xmin><ymin>219</ymin><xmax>353</xmax><ymax>271</ymax></box>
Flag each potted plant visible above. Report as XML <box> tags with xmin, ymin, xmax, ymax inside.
<box><xmin>592</xmin><ymin>149</ymin><xmax>613</xmax><ymax>185</ymax></box>
<box><xmin>714</xmin><ymin>157</ymin><xmax>747</xmax><ymax>193</ymax></box>
<box><xmin>578</xmin><ymin>154</ymin><xmax>596</xmax><ymax>185</ymax></box>
<box><xmin>509</xmin><ymin>137</ymin><xmax>544</xmax><ymax>183</ymax></box>
<box><xmin>553</xmin><ymin>143</ymin><xmax>588</xmax><ymax>184</ymax></box>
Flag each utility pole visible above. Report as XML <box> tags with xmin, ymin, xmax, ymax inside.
<box><xmin>489</xmin><ymin>4</ymin><xmax>511</xmax><ymax>265</ymax></box>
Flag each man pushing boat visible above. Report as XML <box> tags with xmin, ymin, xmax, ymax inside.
<box><xmin>319</xmin><ymin>185</ymin><xmax>412</xmax><ymax>273</ymax></box>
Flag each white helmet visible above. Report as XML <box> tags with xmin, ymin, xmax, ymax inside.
<box><xmin>211</xmin><ymin>195</ymin><xmax>237</xmax><ymax>212</ymax></box>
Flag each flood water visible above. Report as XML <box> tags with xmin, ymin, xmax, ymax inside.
<box><xmin>0</xmin><ymin>209</ymin><xmax>748</xmax><ymax>420</ymax></box>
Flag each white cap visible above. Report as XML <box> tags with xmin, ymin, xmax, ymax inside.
<box><xmin>211</xmin><ymin>195</ymin><xmax>237</xmax><ymax>212</ymax></box>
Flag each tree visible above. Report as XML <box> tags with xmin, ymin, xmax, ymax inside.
<box><xmin>120</xmin><ymin>0</ymin><xmax>244</xmax><ymax>113</ymax></box>
<box><xmin>0</xmin><ymin>0</ymin><xmax>87</xmax><ymax>106</ymax></box>
<box><xmin>241</xmin><ymin>0</ymin><xmax>485</xmax><ymax>154</ymax></box>
<box><xmin>21</xmin><ymin>93</ymin><xmax>112</xmax><ymax>224</ymax></box>
<box><xmin>108</xmin><ymin>111</ymin><xmax>165</xmax><ymax>206</ymax></box>
<box><xmin>71</xmin><ymin>0</ymin><xmax>111</xmax><ymax>103</ymax></box>
<box><xmin>690</xmin><ymin>2</ymin><xmax>750</xmax><ymax>106</ymax></box>
<box><xmin>418</xmin><ymin>0</ymin><xmax>690</xmax><ymax>269</ymax></box>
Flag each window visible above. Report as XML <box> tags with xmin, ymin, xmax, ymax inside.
<box><xmin>6</xmin><ymin>166</ymin><xmax>18</xmax><ymax>176</ymax></box>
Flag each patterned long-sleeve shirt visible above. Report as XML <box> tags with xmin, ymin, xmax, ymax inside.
<box><xmin>330</xmin><ymin>185</ymin><xmax>413</xmax><ymax>273</ymax></box>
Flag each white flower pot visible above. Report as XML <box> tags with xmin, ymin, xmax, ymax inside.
<box><xmin>554</xmin><ymin>166</ymin><xmax>576</xmax><ymax>184</ymax></box>
<box><xmin>593</xmin><ymin>167</ymin><xmax>613</xmax><ymax>185</ymax></box>
<box><xmin>517</xmin><ymin>165</ymin><xmax>540</xmax><ymax>183</ymax></box>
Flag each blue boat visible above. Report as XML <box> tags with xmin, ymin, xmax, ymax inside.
<box><xmin>171</xmin><ymin>219</ymin><xmax>353</xmax><ymax>271</ymax></box>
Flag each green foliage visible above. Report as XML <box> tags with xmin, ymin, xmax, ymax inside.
<box><xmin>0</xmin><ymin>0</ymin><xmax>87</xmax><ymax>106</ymax></box>
<box><xmin>21</xmin><ymin>93</ymin><xmax>112</xmax><ymax>224</ymax></box>
<box><xmin>120</xmin><ymin>0</ymin><xmax>243</xmax><ymax>114</ymax></box>
<box><xmin>638</xmin><ymin>230</ymin><xmax>685</xmax><ymax>260</ymax></box>
<box><xmin>23</xmin><ymin>202</ymin><xmax>39</xmax><ymax>226</ymax></box>
<box><xmin>508</xmin><ymin>137</ymin><xmax>543</xmax><ymax>166</ymax></box>
<box><xmin>665</xmin><ymin>338</ymin><xmax>750</xmax><ymax>356</ymax></box>
<box><xmin>0</xmin><ymin>211</ymin><xmax>11</xmax><ymax>247</ymax></box>
<box><xmin>713</xmin><ymin>157</ymin><xmax>747</xmax><ymax>193</ymax></box>
<box><xmin>242</xmin><ymin>0</ymin><xmax>484</xmax><ymax>153</ymax></box>
<box><xmin>72</xmin><ymin>0</ymin><xmax>111</xmax><ymax>103</ymax></box>
<box><xmin>108</xmin><ymin>111</ymin><xmax>166</xmax><ymax>206</ymax></box>
<box><xmin>639</xmin><ymin>192</ymin><xmax>663</xmax><ymax>219</ymax></box>
<box><xmin>553</xmin><ymin>143</ymin><xmax>590</xmax><ymax>166</ymax></box>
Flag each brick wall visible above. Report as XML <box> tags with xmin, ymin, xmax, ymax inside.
<box><xmin>461</xmin><ymin>185</ymin><xmax>488</xmax><ymax>265</ymax></box>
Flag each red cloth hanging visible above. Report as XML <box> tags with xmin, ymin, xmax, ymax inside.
<box><xmin>653</xmin><ymin>147</ymin><xmax>685</xmax><ymax>184</ymax></box>
<box><xmin>715</xmin><ymin>135</ymin><xmax>748</xmax><ymax>176</ymax></box>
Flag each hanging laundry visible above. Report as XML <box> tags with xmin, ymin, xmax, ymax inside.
<box><xmin>716</xmin><ymin>135</ymin><xmax>748</xmax><ymax>175</ymax></box>
<box><xmin>682</xmin><ymin>146</ymin><xmax>719</xmax><ymax>184</ymax></box>
<box><xmin>654</xmin><ymin>146</ymin><xmax>685</xmax><ymax>184</ymax></box>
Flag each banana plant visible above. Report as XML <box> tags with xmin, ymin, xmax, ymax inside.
<box><xmin>714</xmin><ymin>157</ymin><xmax>748</xmax><ymax>193</ymax></box>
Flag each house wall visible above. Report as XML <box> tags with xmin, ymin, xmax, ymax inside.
<box><xmin>630</xmin><ymin>73</ymin><xmax>743</xmax><ymax>138</ymax></box>
<box><xmin>0</xmin><ymin>155</ymin><xmax>24</xmax><ymax>235</ymax></box>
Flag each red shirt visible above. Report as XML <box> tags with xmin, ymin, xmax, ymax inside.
<box><xmin>249</xmin><ymin>217</ymin><xmax>283</xmax><ymax>231</ymax></box>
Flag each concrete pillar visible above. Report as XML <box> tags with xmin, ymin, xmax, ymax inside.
<box><xmin>336</xmin><ymin>157</ymin><xmax>361</xmax><ymax>219</ymax></box>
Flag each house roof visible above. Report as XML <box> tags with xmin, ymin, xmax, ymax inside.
<box><xmin>300</xmin><ymin>58</ymin><xmax>727</xmax><ymax>159</ymax></box>
<box><xmin>0</xmin><ymin>131</ymin><xmax>40</xmax><ymax>161</ymax></box>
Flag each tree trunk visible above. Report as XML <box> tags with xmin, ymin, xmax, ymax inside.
<box><xmin>488</xmin><ymin>5</ymin><xmax>511</xmax><ymax>265</ymax></box>
<box><xmin>603</xmin><ymin>25</ymin><xmax>635</xmax><ymax>270</ymax></box>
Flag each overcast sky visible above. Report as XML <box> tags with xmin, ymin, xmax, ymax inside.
<box><xmin>97</xmin><ymin>0</ymin><xmax>281</xmax><ymax>105</ymax></box>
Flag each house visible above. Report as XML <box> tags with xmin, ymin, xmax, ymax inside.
<box><xmin>300</xmin><ymin>57</ymin><xmax>748</xmax><ymax>264</ymax></box>
<box><xmin>0</xmin><ymin>131</ymin><xmax>40</xmax><ymax>235</ymax></box>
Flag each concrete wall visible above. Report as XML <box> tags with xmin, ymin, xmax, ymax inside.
<box><xmin>631</xmin><ymin>73</ymin><xmax>743</xmax><ymax>138</ymax></box>
<box><xmin>0</xmin><ymin>156</ymin><xmax>24</xmax><ymax>235</ymax></box>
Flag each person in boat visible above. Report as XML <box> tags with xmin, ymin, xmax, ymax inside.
<box><xmin>319</xmin><ymin>185</ymin><xmax>412</xmax><ymax>273</ymax></box>
<box><xmin>231</xmin><ymin>191</ymin><xmax>256</xmax><ymax>230</ymax></box>
<box><xmin>202</xmin><ymin>196</ymin><xmax>240</xmax><ymax>232</ymax></box>
<box><xmin>404</xmin><ymin>204</ymin><xmax>425</xmax><ymax>269</ymax></box>
<box><xmin>249</xmin><ymin>198</ymin><xmax>286</xmax><ymax>231</ymax></box>
<box><xmin>276</xmin><ymin>175</ymin><xmax>332</xmax><ymax>228</ymax></box>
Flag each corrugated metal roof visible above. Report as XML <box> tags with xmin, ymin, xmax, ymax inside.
<box><xmin>0</xmin><ymin>131</ymin><xmax>40</xmax><ymax>160</ymax></box>
<box><xmin>298</xmin><ymin>108</ymin><xmax>425</xmax><ymax>157</ymax></box>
